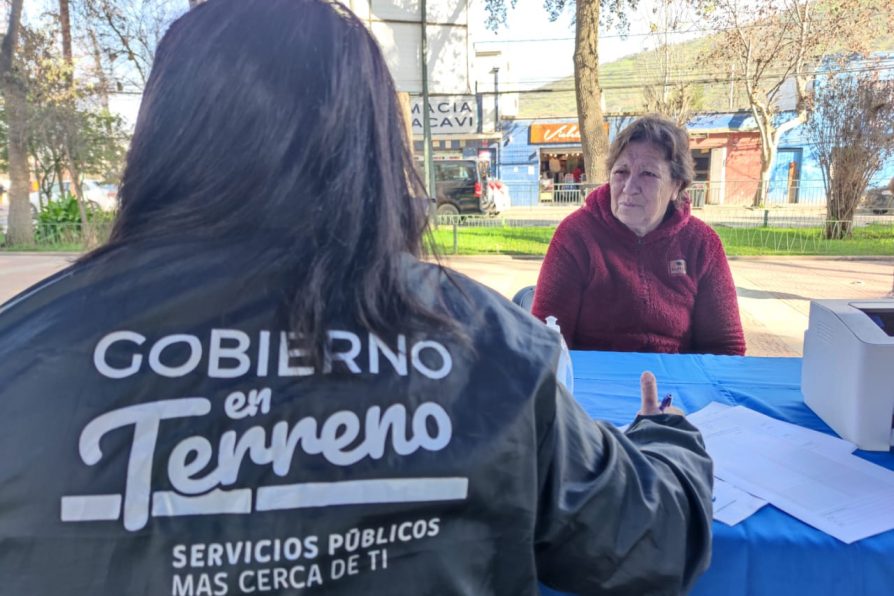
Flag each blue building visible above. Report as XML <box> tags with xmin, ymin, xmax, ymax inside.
<box><xmin>497</xmin><ymin>53</ymin><xmax>894</xmax><ymax>207</ymax></box>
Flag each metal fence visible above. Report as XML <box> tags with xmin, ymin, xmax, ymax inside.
<box><xmin>430</xmin><ymin>210</ymin><xmax>894</xmax><ymax>256</ymax></box>
<box><xmin>507</xmin><ymin>180</ymin><xmax>835</xmax><ymax>208</ymax></box>
<box><xmin>3</xmin><ymin>215</ymin><xmax>891</xmax><ymax>258</ymax></box>
<box><xmin>1</xmin><ymin>221</ymin><xmax>113</xmax><ymax>250</ymax></box>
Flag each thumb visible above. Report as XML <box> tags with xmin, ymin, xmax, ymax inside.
<box><xmin>639</xmin><ymin>371</ymin><xmax>661</xmax><ymax>416</ymax></box>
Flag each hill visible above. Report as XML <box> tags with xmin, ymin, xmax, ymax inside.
<box><xmin>516</xmin><ymin>27</ymin><xmax>894</xmax><ymax>119</ymax></box>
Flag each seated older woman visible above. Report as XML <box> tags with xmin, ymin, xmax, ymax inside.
<box><xmin>532</xmin><ymin>115</ymin><xmax>746</xmax><ymax>355</ymax></box>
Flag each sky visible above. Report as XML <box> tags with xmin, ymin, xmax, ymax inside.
<box><xmin>469</xmin><ymin>0</ymin><xmax>704</xmax><ymax>90</ymax></box>
<box><xmin>13</xmin><ymin>0</ymin><xmax>706</xmax><ymax>125</ymax></box>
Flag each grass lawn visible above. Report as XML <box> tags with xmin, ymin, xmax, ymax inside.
<box><xmin>430</xmin><ymin>224</ymin><xmax>894</xmax><ymax>257</ymax></box>
<box><xmin>4</xmin><ymin>224</ymin><xmax>891</xmax><ymax>257</ymax></box>
<box><xmin>714</xmin><ymin>225</ymin><xmax>894</xmax><ymax>256</ymax></box>
<box><xmin>0</xmin><ymin>232</ymin><xmax>84</xmax><ymax>252</ymax></box>
<box><xmin>430</xmin><ymin>225</ymin><xmax>556</xmax><ymax>255</ymax></box>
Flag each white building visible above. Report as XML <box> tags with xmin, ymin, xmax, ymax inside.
<box><xmin>347</xmin><ymin>0</ymin><xmax>517</xmax><ymax>159</ymax></box>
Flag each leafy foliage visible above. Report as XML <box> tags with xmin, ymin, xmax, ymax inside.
<box><xmin>37</xmin><ymin>194</ymin><xmax>83</xmax><ymax>225</ymax></box>
<box><xmin>33</xmin><ymin>194</ymin><xmax>113</xmax><ymax>246</ymax></box>
<box><xmin>482</xmin><ymin>0</ymin><xmax>639</xmax><ymax>35</ymax></box>
<box><xmin>21</xmin><ymin>25</ymin><xmax>129</xmax><ymax>203</ymax></box>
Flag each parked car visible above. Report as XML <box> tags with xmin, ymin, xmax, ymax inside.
<box><xmin>29</xmin><ymin>179</ymin><xmax>119</xmax><ymax>214</ymax></box>
<box><xmin>863</xmin><ymin>185</ymin><xmax>894</xmax><ymax>215</ymax></box>
<box><xmin>418</xmin><ymin>158</ymin><xmax>510</xmax><ymax>216</ymax></box>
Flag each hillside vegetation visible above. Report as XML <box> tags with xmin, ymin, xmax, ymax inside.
<box><xmin>517</xmin><ymin>28</ymin><xmax>894</xmax><ymax>119</ymax></box>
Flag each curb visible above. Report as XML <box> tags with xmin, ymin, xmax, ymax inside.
<box><xmin>0</xmin><ymin>251</ymin><xmax>81</xmax><ymax>257</ymax></box>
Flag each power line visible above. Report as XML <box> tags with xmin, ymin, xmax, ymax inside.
<box><xmin>485</xmin><ymin>65</ymin><xmax>894</xmax><ymax>94</ymax></box>
<box><xmin>473</xmin><ymin>10</ymin><xmax>890</xmax><ymax>45</ymax></box>
<box><xmin>478</xmin><ymin>60</ymin><xmax>894</xmax><ymax>91</ymax></box>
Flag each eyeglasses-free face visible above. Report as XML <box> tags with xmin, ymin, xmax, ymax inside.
<box><xmin>609</xmin><ymin>141</ymin><xmax>683</xmax><ymax>237</ymax></box>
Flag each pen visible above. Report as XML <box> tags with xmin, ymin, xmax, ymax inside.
<box><xmin>659</xmin><ymin>393</ymin><xmax>673</xmax><ymax>412</ymax></box>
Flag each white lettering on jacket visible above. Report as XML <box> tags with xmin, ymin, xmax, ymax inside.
<box><xmin>93</xmin><ymin>329</ymin><xmax>452</xmax><ymax>381</ymax></box>
<box><xmin>63</xmin><ymin>399</ymin><xmax>456</xmax><ymax>531</ymax></box>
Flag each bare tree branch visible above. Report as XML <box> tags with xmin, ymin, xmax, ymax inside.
<box><xmin>699</xmin><ymin>0</ymin><xmax>892</xmax><ymax>206</ymax></box>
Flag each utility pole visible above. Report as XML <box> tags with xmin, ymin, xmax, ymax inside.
<box><xmin>420</xmin><ymin>0</ymin><xmax>435</xmax><ymax>197</ymax></box>
<box><xmin>491</xmin><ymin>67</ymin><xmax>500</xmax><ymax>179</ymax></box>
<box><xmin>475</xmin><ymin>81</ymin><xmax>482</xmax><ymax>134</ymax></box>
<box><xmin>728</xmin><ymin>64</ymin><xmax>735</xmax><ymax>111</ymax></box>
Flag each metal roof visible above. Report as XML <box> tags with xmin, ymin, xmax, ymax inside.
<box><xmin>684</xmin><ymin>112</ymin><xmax>757</xmax><ymax>133</ymax></box>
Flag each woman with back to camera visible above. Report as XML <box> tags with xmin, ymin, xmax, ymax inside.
<box><xmin>533</xmin><ymin>115</ymin><xmax>746</xmax><ymax>355</ymax></box>
<box><xmin>0</xmin><ymin>2</ymin><xmax>712</xmax><ymax>594</ymax></box>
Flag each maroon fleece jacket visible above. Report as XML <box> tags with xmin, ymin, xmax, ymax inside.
<box><xmin>532</xmin><ymin>184</ymin><xmax>746</xmax><ymax>355</ymax></box>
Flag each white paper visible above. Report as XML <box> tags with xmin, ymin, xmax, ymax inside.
<box><xmin>691</xmin><ymin>403</ymin><xmax>894</xmax><ymax>543</ymax></box>
<box><xmin>689</xmin><ymin>402</ymin><xmax>857</xmax><ymax>459</ymax></box>
<box><xmin>712</xmin><ymin>478</ymin><xmax>768</xmax><ymax>526</ymax></box>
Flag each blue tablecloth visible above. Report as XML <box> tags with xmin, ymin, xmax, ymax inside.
<box><xmin>541</xmin><ymin>351</ymin><xmax>894</xmax><ymax>596</ymax></box>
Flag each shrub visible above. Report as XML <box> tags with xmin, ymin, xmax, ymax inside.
<box><xmin>35</xmin><ymin>194</ymin><xmax>111</xmax><ymax>245</ymax></box>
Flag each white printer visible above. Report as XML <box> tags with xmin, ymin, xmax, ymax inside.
<box><xmin>802</xmin><ymin>299</ymin><xmax>894</xmax><ymax>451</ymax></box>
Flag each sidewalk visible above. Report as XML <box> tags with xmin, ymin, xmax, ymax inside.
<box><xmin>442</xmin><ymin>255</ymin><xmax>894</xmax><ymax>357</ymax></box>
<box><xmin>2</xmin><ymin>253</ymin><xmax>892</xmax><ymax>358</ymax></box>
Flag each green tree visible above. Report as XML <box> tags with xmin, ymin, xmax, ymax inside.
<box><xmin>1</xmin><ymin>4</ymin><xmax>130</xmax><ymax>247</ymax></box>
<box><xmin>22</xmin><ymin>25</ymin><xmax>128</xmax><ymax>243</ymax></box>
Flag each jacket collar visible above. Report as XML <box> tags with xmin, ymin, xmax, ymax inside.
<box><xmin>583</xmin><ymin>183</ymin><xmax>691</xmax><ymax>244</ymax></box>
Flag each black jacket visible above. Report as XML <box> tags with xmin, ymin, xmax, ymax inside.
<box><xmin>0</xmin><ymin>240</ymin><xmax>712</xmax><ymax>595</ymax></box>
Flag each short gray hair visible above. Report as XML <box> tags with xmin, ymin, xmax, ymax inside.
<box><xmin>606</xmin><ymin>115</ymin><xmax>695</xmax><ymax>195</ymax></box>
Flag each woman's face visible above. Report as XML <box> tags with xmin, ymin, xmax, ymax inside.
<box><xmin>609</xmin><ymin>141</ymin><xmax>682</xmax><ymax>237</ymax></box>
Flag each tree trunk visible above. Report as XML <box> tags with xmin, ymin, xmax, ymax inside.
<box><xmin>5</xmin><ymin>80</ymin><xmax>32</xmax><ymax>245</ymax></box>
<box><xmin>573</xmin><ymin>0</ymin><xmax>608</xmax><ymax>184</ymax></box>
<box><xmin>825</xmin><ymin>193</ymin><xmax>855</xmax><ymax>239</ymax></box>
<box><xmin>751</xmin><ymin>110</ymin><xmax>806</xmax><ymax>208</ymax></box>
<box><xmin>88</xmin><ymin>27</ymin><xmax>110</xmax><ymax>110</ymax></box>
<box><xmin>63</xmin><ymin>143</ymin><xmax>97</xmax><ymax>248</ymax></box>
<box><xmin>823</xmin><ymin>154</ymin><xmax>858</xmax><ymax>240</ymax></box>
<box><xmin>750</xmin><ymin>103</ymin><xmax>775</xmax><ymax>208</ymax></box>
<box><xmin>57</xmin><ymin>164</ymin><xmax>66</xmax><ymax>199</ymax></box>
<box><xmin>1</xmin><ymin>0</ymin><xmax>33</xmax><ymax>246</ymax></box>
<box><xmin>59</xmin><ymin>0</ymin><xmax>73</xmax><ymax>64</ymax></box>
<box><xmin>751</xmin><ymin>141</ymin><xmax>776</xmax><ymax>207</ymax></box>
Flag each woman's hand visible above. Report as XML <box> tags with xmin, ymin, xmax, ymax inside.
<box><xmin>638</xmin><ymin>371</ymin><xmax>685</xmax><ymax>416</ymax></box>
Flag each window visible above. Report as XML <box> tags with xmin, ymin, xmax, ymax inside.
<box><xmin>436</xmin><ymin>163</ymin><xmax>476</xmax><ymax>182</ymax></box>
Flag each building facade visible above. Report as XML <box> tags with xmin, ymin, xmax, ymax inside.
<box><xmin>348</xmin><ymin>0</ymin><xmax>518</xmax><ymax>163</ymax></box>
<box><xmin>496</xmin><ymin>111</ymin><xmax>891</xmax><ymax>208</ymax></box>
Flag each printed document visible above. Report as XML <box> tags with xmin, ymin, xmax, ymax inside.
<box><xmin>690</xmin><ymin>402</ymin><xmax>856</xmax><ymax>458</ymax></box>
<box><xmin>690</xmin><ymin>403</ymin><xmax>894</xmax><ymax>543</ymax></box>
<box><xmin>712</xmin><ymin>478</ymin><xmax>767</xmax><ymax>526</ymax></box>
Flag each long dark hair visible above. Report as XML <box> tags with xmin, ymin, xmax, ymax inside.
<box><xmin>89</xmin><ymin>0</ymin><xmax>456</xmax><ymax>362</ymax></box>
